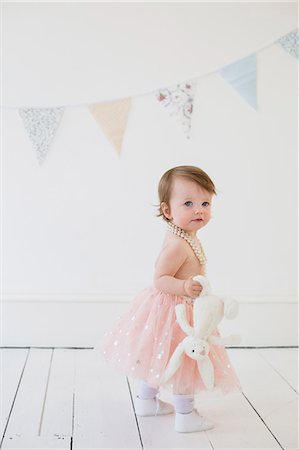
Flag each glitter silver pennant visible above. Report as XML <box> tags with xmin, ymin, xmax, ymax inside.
<box><xmin>19</xmin><ymin>107</ymin><xmax>64</xmax><ymax>165</ymax></box>
<box><xmin>156</xmin><ymin>81</ymin><xmax>196</xmax><ymax>138</ymax></box>
<box><xmin>277</xmin><ymin>29</ymin><xmax>299</xmax><ymax>60</ymax></box>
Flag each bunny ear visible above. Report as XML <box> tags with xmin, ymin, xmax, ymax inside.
<box><xmin>222</xmin><ymin>298</ymin><xmax>239</xmax><ymax>319</ymax></box>
<box><xmin>193</xmin><ymin>275</ymin><xmax>211</xmax><ymax>296</ymax></box>
<box><xmin>159</xmin><ymin>342</ymin><xmax>185</xmax><ymax>384</ymax></box>
<box><xmin>197</xmin><ymin>357</ymin><xmax>215</xmax><ymax>390</ymax></box>
<box><xmin>175</xmin><ymin>304</ymin><xmax>194</xmax><ymax>336</ymax></box>
<box><xmin>193</xmin><ymin>299</ymin><xmax>213</xmax><ymax>339</ymax></box>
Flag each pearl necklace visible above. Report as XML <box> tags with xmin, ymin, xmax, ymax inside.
<box><xmin>167</xmin><ymin>221</ymin><xmax>207</xmax><ymax>265</ymax></box>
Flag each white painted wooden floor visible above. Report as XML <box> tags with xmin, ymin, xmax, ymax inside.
<box><xmin>1</xmin><ymin>347</ymin><xmax>298</xmax><ymax>450</ymax></box>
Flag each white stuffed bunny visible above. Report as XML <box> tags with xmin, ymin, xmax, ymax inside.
<box><xmin>160</xmin><ymin>275</ymin><xmax>241</xmax><ymax>390</ymax></box>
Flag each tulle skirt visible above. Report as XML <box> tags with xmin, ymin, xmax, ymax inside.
<box><xmin>97</xmin><ymin>286</ymin><xmax>241</xmax><ymax>395</ymax></box>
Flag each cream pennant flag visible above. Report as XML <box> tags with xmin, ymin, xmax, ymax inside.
<box><xmin>156</xmin><ymin>81</ymin><xmax>196</xmax><ymax>138</ymax></box>
<box><xmin>19</xmin><ymin>107</ymin><xmax>64</xmax><ymax>165</ymax></box>
<box><xmin>277</xmin><ymin>29</ymin><xmax>299</xmax><ymax>59</ymax></box>
<box><xmin>219</xmin><ymin>54</ymin><xmax>257</xmax><ymax>110</ymax></box>
<box><xmin>88</xmin><ymin>98</ymin><xmax>131</xmax><ymax>155</ymax></box>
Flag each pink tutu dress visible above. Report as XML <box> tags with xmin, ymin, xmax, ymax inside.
<box><xmin>99</xmin><ymin>285</ymin><xmax>241</xmax><ymax>396</ymax></box>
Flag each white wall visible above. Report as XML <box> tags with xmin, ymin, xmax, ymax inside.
<box><xmin>2</xmin><ymin>2</ymin><xmax>298</xmax><ymax>346</ymax></box>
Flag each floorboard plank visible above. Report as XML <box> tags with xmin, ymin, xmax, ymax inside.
<box><xmin>1</xmin><ymin>349</ymin><xmax>72</xmax><ymax>449</ymax></box>
<box><xmin>2</xmin><ymin>348</ymin><xmax>52</xmax><ymax>437</ymax></box>
<box><xmin>1</xmin><ymin>436</ymin><xmax>71</xmax><ymax>449</ymax></box>
<box><xmin>40</xmin><ymin>348</ymin><xmax>76</xmax><ymax>438</ymax></box>
<box><xmin>72</xmin><ymin>349</ymin><xmax>142</xmax><ymax>450</ymax></box>
<box><xmin>197</xmin><ymin>390</ymin><xmax>283</xmax><ymax>449</ymax></box>
<box><xmin>257</xmin><ymin>348</ymin><xmax>298</xmax><ymax>392</ymax></box>
<box><xmin>227</xmin><ymin>348</ymin><xmax>298</xmax><ymax>450</ymax></box>
<box><xmin>0</xmin><ymin>349</ymin><xmax>28</xmax><ymax>440</ymax></box>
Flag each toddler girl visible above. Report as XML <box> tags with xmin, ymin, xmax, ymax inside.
<box><xmin>99</xmin><ymin>165</ymin><xmax>241</xmax><ymax>433</ymax></box>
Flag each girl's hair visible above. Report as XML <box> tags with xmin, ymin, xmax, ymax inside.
<box><xmin>157</xmin><ymin>165</ymin><xmax>217</xmax><ymax>221</ymax></box>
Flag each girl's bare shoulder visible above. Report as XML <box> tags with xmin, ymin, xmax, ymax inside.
<box><xmin>154</xmin><ymin>233</ymin><xmax>188</xmax><ymax>267</ymax></box>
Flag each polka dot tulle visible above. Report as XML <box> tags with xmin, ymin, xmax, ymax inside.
<box><xmin>97</xmin><ymin>286</ymin><xmax>241</xmax><ymax>395</ymax></box>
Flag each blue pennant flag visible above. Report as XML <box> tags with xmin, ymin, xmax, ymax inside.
<box><xmin>219</xmin><ymin>54</ymin><xmax>257</xmax><ymax>110</ymax></box>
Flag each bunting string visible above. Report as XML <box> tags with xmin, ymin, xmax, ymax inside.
<box><xmin>3</xmin><ymin>28</ymin><xmax>297</xmax><ymax>111</ymax></box>
<box><xmin>2</xmin><ymin>29</ymin><xmax>298</xmax><ymax>163</ymax></box>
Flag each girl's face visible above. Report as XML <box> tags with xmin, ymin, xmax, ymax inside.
<box><xmin>161</xmin><ymin>176</ymin><xmax>213</xmax><ymax>237</ymax></box>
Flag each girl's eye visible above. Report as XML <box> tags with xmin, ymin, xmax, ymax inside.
<box><xmin>202</xmin><ymin>202</ymin><xmax>210</xmax><ymax>207</ymax></box>
<box><xmin>184</xmin><ymin>201</ymin><xmax>193</xmax><ymax>207</ymax></box>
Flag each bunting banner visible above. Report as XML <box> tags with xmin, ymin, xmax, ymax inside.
<box><xmin>19</xmin><ymin>107</ymin><xmax>64</xmax><ymax>164</ymax></box>
<box><xmin>156</xmin><ymin>81</ymin><xmax>196</xmax><ymax>138</ymax></box>
<box><xmin>277</xmin><ymin>30</ymin><xmax>299</xmax><ymax>59</ymax></box>
<box><xmin>219</xmin><ymin>54</ymin><xmax>257</xmax><ymax>110</ymax></box>
<box><xmin>88</xmin><ymin>98</ymin><xmax>131</xmax><ymax>155</ymax></box>
<box><xmin>7</xmin><ymin>28</ymin><xmax>298</xmax><ymax>164</ymax></box>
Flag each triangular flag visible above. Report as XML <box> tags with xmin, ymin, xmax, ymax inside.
<box><xmin>219</xmin><ymin>54</ymin><xmax>257</xmax><ymax>110</ymax></box>
<box><xmin>156</xmin><ymin>81</ymin><xmax>196</xmax><ymax>138</ymax></box>
<box><xmin>277</xmin><ymin>29</ymin><xmax>299</xmax><ymax>59</ymax></box>
<box><xmin>88</xmin><ymin>98</ymin><xmax>131</xmax><ymax>155</ymax></box>
<box><xmin>19</xmin><ymin>107</ymin><xmax>64</xmax><ymax>165</ymax></box>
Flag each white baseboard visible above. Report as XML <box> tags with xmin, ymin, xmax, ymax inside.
<box><xmin>1</xmin><ymin>298</ymin><xmax>298</xmax><ymax>348</ymax></box>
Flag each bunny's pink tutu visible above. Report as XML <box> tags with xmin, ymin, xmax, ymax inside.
<box><xmin>99</xmin><ymin>286</ymin><xmax>241</xmax><ymax>395</ymax></box>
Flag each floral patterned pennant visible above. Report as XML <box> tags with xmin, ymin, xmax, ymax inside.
<box><xmin>277</xmin><ymin>29</ymin><xmax>299</xmax><ymax>60</ymax></box>
<box><xmin>156</xmin><ymin>81</ymin><xmax>196</xmax><ymax>138</ymax></box>
<box><xmin>19</xmin><ymin>107</ymin><xmax>64</xmax><ymax>165</ymax></box>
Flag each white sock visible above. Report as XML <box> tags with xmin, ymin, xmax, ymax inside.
<box><xmin>138</xmin><ymin>380</ymin><xmax>158</xmax><ymax>400</ymax></box>
<box><xmin>173</xmin><ymin>394</ymin><xmax>194</xmax><ymax>414</ymax></box>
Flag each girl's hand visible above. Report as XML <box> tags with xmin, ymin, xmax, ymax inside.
<box><xmin>183</xmin><ymin>276</ymin><xmax>203</xmax><ymax>298</ymax></box>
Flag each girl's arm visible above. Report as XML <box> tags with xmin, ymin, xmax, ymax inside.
<box><xmin>153</xmin><ymin>240</ymin><xmax>201</xmax><ymax>297</ymax></box>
